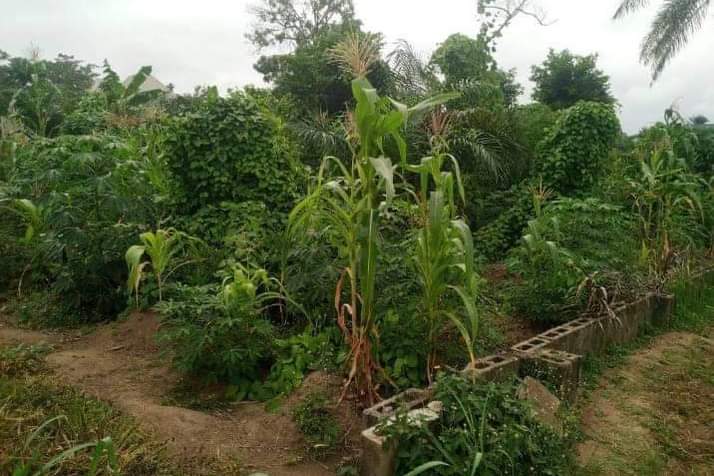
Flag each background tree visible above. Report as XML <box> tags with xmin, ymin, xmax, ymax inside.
<box><xmin>430</xmin><ymin>33</ymin><xmax>523</xmax><ymax>107</ymax></box>
<box><xmin>254</xmin><ymin>26</ymin><xmax>391</xmax><ymax>115</ymax></box>
<box><xmin>614</xmin><ymin>0</ymin><xmax>712</xmax><ymax>80</ymax></box>
<box><xmin>247</xmin><ymin>0</ymin><xmax>356</xmax><ymax>49</ymax></box>
<box><xmin>0</xmin><ymin>51</ymin><xmax>95</xmax><ymax>118</ymax></box>
<box><xmin>530</xmin><ymin>49</ymin><xmax>616</xmax><ymax>110</ymax></box>
<box><xmin>691</xmin><ymin>114</ymin><xmax>710</xmax><ymax>125</ymax></box>
<box><xmin>478</xmin><ymin>0</ymin><xmax>551</xmax><ymax>45</ymax></box>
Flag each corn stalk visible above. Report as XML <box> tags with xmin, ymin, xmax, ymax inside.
<box><xmin>289</xmin><ymin>78</ymin><xmax>455</xmax><ymax>403</ymax></box>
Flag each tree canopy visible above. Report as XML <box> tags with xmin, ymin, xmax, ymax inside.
<box><xmin>247</xmin><ymin>0</ymin><xmax>356</xmax><ymax>49</ymax></box>
<box><xmin>530</xmin><ymin>49</ymin><xmax>616</xmax><ymax>110</ymax></box>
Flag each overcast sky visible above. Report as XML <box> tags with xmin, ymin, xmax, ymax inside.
<box><xmin>2</xmin><ymin>0</ymin><xmax>714</xmax><ymax>133</ymax></box>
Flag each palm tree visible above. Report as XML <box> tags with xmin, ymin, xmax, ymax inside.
<box><xmin>614</xmin><ymin>0</ymin><xmax>712</xmax><ymax>81</ymax></box>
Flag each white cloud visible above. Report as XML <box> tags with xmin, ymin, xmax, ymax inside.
<box><xmin>2</xmin><ymin>0</ymin><xmax>714</xmax><ymax>132</ymax></box>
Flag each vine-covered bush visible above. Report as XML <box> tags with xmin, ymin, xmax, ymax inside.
<box><xmin>164</xmin><ymin>93</ymin><xmax>302</xmax><ymax>214</ymax></box>
<box><xmin>474</xmin><ymin>184</ymin><xmax>534</xmax><ymax>261</ymax></box>
<box><xmin>475</xmin><ymin>102</ymin><xmax>620</xmax><ymax>261</ymax></box>
<box><xmin>538</xmin><ymin>101</ymin><xmax>620</xmax><ymax>194</ymax></box>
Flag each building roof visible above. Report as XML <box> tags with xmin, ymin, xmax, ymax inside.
<box><xmin>122</xmin><ymin>74</ymin><xmax>171</xmax><ymax>93</ymax></box>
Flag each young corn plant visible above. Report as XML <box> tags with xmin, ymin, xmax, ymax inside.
<box><xmin>629</xmin><ymin>143</ymin><xmax>703</xmax><ymax>278</ymax></box>
<box><xmin>125</xmin><ymin>228</ymin><xmax>200</xmax><ymax>306</ymax></box>
<box><xmin>408</xmin><ymin>123</ymin><xmax>480</xmax><ymax>382</ymax></box>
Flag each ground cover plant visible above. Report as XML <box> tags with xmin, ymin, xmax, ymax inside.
<box><xmin>0</xmin><ymin>343</ymin><xmax>175</xmax><ymax>476</ymax></box>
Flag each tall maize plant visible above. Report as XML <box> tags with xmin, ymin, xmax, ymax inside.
<box><xmin>289</xmin><ymin>78</ymin><xmax>400</xmax><ymax>404</ymax></box>
<box><xmin>290</xmin><ymin>78</ymin><xmax>455</xmax><ymax>402</ymax></box>
<box><xmin>409</xmin><ymin>113</ymin><xmax>480</xmax><ymax>383</ymax></box>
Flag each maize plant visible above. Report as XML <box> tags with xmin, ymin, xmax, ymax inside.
<box><xmin>408</xmin><ymin>135</ymin><xmax>481</xmax><ymax>382</ymax></box>
<box><xmin>289</xmin><ymin>77</ymin><xmax>455</xmax><ymax>403</ymax></box>
<box><xmin>125</xmin><ymin>228</ymin><xmax>200</xmax><ymax>306</ymax></box>
<box><xmin>629</xmin><ymin>143</ymin><xmax>703</xmax><ymax>278</ymax></box>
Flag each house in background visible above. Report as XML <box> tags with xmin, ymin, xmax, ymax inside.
<box><xmin>122</xmin><ymin>73</ymin><xmax>173</xmax><ymax>93</ymax></box>
<box><xmin>91</xmin><ymin>73</ymin><xmax>173</xmax><ymax>94</ymax></box>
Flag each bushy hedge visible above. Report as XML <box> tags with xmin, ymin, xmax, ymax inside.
<box><xmin>538</xmin><ymin>101</ymin><xmax>620</xmax><ymax>194</ymax></box>
<box><xmin>164</xmin><ymin>93</ymin><xmax>302</xmax><ymax>214</ymax></box>
<box><xmin>2</xmin><ymin>135</ymin><xmax>157</xmax><ymax>322</ymax></box>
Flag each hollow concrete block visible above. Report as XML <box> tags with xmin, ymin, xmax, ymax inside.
<box><xmin>461</xmin><ymin>352</ymin><xmax>521</xmax><ymax>382</ymax></box>
<box><xmin>362</xmin><ymin>388</ymin><xmax>433</xmax><ymax>428</ymax></box>
<box><xmin>520</xmin><ymin>348</ymin><xmax>583</xmax><ymax>402</ymax></box>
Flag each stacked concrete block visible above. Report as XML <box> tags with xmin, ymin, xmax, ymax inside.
<box><xmin>360</xmin><ymin>402</ymin><xmax>443</xmax><ymax>476</ymax></box>
<box><xmin>520</xmin><ymin>349</ymin><xmax>583</xmax><ymax>402</ymax></box>
<box><xmin>461</xmin><ymin>352</ymin><xmax>521</xmax><ymax>382</ymax></box>
<box><xmin>362</xmin><ymin>388</ymin><xmax>432</xmax><ymax>427</ymax></box>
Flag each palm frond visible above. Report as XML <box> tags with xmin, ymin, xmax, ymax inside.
<box><xmin>387</xmin><ymin>40</ymin><xmax>439</xmax><ymax>98</ymax></box>
<box><xmin>614</xmin><ymin>0</ymin><xmax>653</xmax><ymax>18</ymax></box>
<box><xmin>640</xmin><ymin>0</ymin><xmax>712</xmax><ymax>80</ymax></box>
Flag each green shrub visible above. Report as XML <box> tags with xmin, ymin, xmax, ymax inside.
<box><xmin>473</xmin><ymin>183</ymin><xmax>533</xmax><ymax>261</ymax></box>
<box><xmin>3</xmin><ymin>135</ymin><xmax>158</xmax><ymax>322</ymax></box>
<box><xmin>61</xmin><ymin>93</ymin><xmax>108</xmax><ymax>135</ymax></box>
<box><xmin>292</xmin><ymin>391</ymin><xmax>342</xmax><ymax>456</ymax></box>
<box><xmin>157</xmin><ymin>279</ymin><xmax>274</xmax><ymax>398</ymax></box>
<box><xmin>164</xmin><ymin>93</ymin><xmax>302</xmax><ymax>214</ymax></box>
<box><xmin>384</xmin><ymin>374</ymin><xmax>574</xmax><ymax>475</ymax></box>
<box><xmin>538</xmin><ymin>101</ymin><xmax>620</xmax><ymax>194</ymax></box>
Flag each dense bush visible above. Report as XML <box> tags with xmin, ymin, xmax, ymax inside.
<box><xmin>505</xmin><ymin>196</ymin><xmax>643</xmax><ymax>323</ymax></box>
<box><xmin>538</xmin><ymin>101</ymin><xmax>620</xmax><ymax>194</ymax></box>
<box><xmin>164</xmin><ymin>93</ymin><xmax>302</xmax><ymax>214</ymax></box>
<box><xmin>384</xmin><ymin>374</ymin><xmax>574</xmax><ymax>475</ymax></box>
<box><xmin>157</xmin><ymin>275</ymin><xmax>275</xmax><ymax>398</ymax></box>
<box><xmin>1</xmin><ymin>134</ymin><xmax>157</xmax><ymax>322</ymax></box>
<box><xmin>61</xmin><ymin>93</ymin><xmax>108</xmax><ymax>135</ymax></box>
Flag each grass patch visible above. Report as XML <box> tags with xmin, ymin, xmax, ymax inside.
<box><xmin>292</xmin><ymin>391</ymin><xmax>342</xmax><ymax>458</ymax></box>
<box><xmin>0</xmin><ymin>344</ymin><xmax>178</xmax><ymax>475</ymax></box>
<box><xmin>575</xmin><ymin>268</ymin><xmax>714</xmax><ymax>475</ymax></box>
<box><xmin>0</xmin><ymin>343</ymin><xmax>52</xmax><ymax>376</ymax></box>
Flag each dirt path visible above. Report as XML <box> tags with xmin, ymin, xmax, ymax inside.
<box><xmin>0</xmin><ymin>314</ymin><xmax>358</xmax><ymax>476</ymax></box>
<box><xmin>577</xmin><ymin>327</ymin><xmax>714</xmax><ymax>475</ymax></box>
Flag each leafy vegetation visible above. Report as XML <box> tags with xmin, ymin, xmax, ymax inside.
<box><xmin>383</xmin><ymin>374</ymin><xmax>574</xmax><ymax>475</ymax></box>
<box><xmin>292</xmin><ymin>391</ymin><xmax>343</xmax><ymax>456</ymax></box>
<box><xmin>2</xmin><ymin>2</ymin><xmax>714</xmax><ymax>473</ymax></box>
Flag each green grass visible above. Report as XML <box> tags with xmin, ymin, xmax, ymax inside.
<box><xmin>0</xmin><ymin>343</ymin><xmax>178</xmax><ymax>476</ymax></box>
<box><xmin>575</xmin><ymin>268</ymin><xmax>714</xmax><ymax>475</ymax></box>
<box><xmin>292</xmin><ymin>391</ymin><xmax>343</xmax><ymax>458</ymax></box>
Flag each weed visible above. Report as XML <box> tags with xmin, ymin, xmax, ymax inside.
<box><xmin>0</xmin><ymin>372</ymin><xmax>175</xmax><ymax>475</ymax></box>
<box><xmin>292</xmin><ymin>392</ymin><xmax>342</xmax><ymax>457</ymax></box>
<box><xmin>0</xmin><ymin>343</ymin><xmax>51</xmax><ymax>376</ymax></box>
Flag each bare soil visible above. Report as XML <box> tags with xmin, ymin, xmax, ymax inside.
<box><xmin>577</xmin><ymin>328</ymin><xmax>714</xmax><ymax>475</ymax></box>
<box><xmin>0</xmin><ymin>312</ymin><xmax>362</xmax><ymax>475</ymax></box>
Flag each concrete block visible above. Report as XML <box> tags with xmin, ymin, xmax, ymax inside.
<box><xmin>362</xmin><ymin>388</ymin><xmax>432</xmax><ymax>428</ymax></box>
<box><xmin>511</xmin><ymin>335</ymin><xmax>552</xmax><ymax>355</ymax></box>
<box><xmin>516</xmin><ymin>377</ymin><xmax>562</xmax><ymax>433</ymax></box>
<box><xmin>360</xmin><ymin>405</ymin><xmax>442</xmax><ymax>476</ymax></box>
<box><xmin>461</xmin><ymin>352</ymin><xmax>521</xmax><ymax>382</ymax></box>
<box><xmin>542</xmin><ymin>317</ymin><xmax>604</xmax><ymax>354</ymax></box>
<box><xmin>520</xmin><ymin>349</ymin><xmax>583</xmax><ymax>402</ymax></box>
<box><xmin>360</xmin><ymin>426</ymin><xmax>396</xmax><ymax>476</ymax></box>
